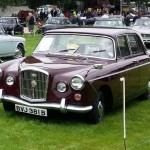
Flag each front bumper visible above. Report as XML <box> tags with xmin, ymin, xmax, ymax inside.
<box><xmin>0</xmin><ymin>89</ymin><xmax>92</xmax><ymax>113</ymax></box>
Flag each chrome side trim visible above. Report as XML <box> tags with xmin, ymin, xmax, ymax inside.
<box><xmin>89</xmin><ymin>61</ymin><xmax>150</xmax><ymax>82</ymax></box>
<box><xmin>1</xmin><ymin>94</ymin><xmax>93</xmax><ymax>113</ymax></box>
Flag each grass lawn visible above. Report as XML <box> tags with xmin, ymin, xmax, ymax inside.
<box><xmin>0</xmin><ymin>34</ymin><xmax>150</xmax><ymax>150</ymax></box>
<box><xmin>20</xmin><ymin>33</ymin><xmax>43</xmax><ymax>56</ymax></box>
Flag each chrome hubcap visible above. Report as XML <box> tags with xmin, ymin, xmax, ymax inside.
<box><xmin>14</xmin><ymin>48</ymin><xmax>22</xmax><ymax>58</ymax></box>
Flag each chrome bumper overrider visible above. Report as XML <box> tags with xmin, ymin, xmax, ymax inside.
<box><xmin>0</xmin><ymin>89</ymin><xmax>92</xmax><ymax>113</ymax></box>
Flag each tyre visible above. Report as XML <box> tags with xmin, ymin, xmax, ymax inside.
<box><xmin>13</xmin><ymin>44</ymin><xmax>25</xmax><ymax>59</ymax></box>
<box><xmin>88</xmin><ymin>91</ymin><xmax>104</xmax><ymax>124</ymax></box>
<box><xmin>3</xmin><ymin>102</ymin><xmax>14</xmax><ymax>111</ymax></box>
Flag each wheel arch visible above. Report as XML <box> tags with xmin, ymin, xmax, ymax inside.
<box><xmin>17</xmin><ymin>42</ymin><xmax>26</xmax><ymax>55</ymax></box>
<box><xmin>13</xmin><ymin>43</ymin><xmax>25</xmax><ymax>58</ymax></box>
<box><xmin>17</xmin><ymin>42</ymin><xmax>25</xmax><ymax>49</ymax></box>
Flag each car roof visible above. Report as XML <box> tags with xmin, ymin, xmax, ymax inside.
<box><xmin>0</xmin><ymin>17</ymin><xmax>19</xmax><ymax>19</ymax></box>
<box><xmin>134</xmin><ymin>17</ymin><xmax>150</xmax><ymax>24</ymax></box>
<box><xmin>45</xmin><ymin>27</ymin><xmax>139</xmax><ymax>37</ymax></box>
<box><xmin>109</xmin><ymin>15</ymin><xmax>124</xmax><ymax>18</ymax></box>
<box><xmin>48</xmin><ymin>17</ymin><xmax>69</xmax><ymax>20</ymax></box>
<box><xmin>95</xmin><ymin>17</ymin><xmax>123</xmax><ymax>21</ymax></box>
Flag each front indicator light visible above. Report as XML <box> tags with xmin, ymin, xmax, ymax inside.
<box><xmin>74</xmin><ymin>93</ymin><xmax>81</xmax><ymax>101</ymax></box>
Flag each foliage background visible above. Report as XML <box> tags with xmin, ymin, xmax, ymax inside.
<box><xmin>0</xmin><ymin>0</ymin><xmax>150</xmax><ymax>11</ymax></box>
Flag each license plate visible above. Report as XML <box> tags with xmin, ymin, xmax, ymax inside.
<box><xmin>15</xmin><ymin>104</ymin><xmax>47</xmax><ymax>117</ymax></box>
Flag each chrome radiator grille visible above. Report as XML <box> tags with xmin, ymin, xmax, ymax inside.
<box><xmin>20</xmin><ymin>69</ymin><xmax>49</xmax><ymax>102</ymax></box>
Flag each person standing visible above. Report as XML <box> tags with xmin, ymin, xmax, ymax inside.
<box><xmin>101</xmin><ymin>10</ymin><xmax>109</xmax><ymax>18</ymax></box>
<box><xmin>28</xmin><ymin>12</ymin><xmax>36</xmax><ymax>33</ymax></box>
<box><xmin>124</xmin><ymin>9</ymin><xmax>135</xmax><ymax>26</ymax></box>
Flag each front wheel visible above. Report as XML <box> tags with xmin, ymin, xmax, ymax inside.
<box><xmin>13</xmin><ymin>44</ymin><xmax>25</xmax><ymax>59</ymax></box>
<box><xmin>88</xmin><ymin>91</ymin><xmax>104</xmax><ymax>124</ymax></box>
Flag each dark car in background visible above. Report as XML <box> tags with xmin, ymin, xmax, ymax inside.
<box><xmin>0</xmin><ymin>27</ymin><xmax>150</xmax><ymax>124</ymax></box>
<box><xmin>0</xmin><ymin>17</ymin><xmax>24</xmax><ymax>35</ymax></box>
<box><xmin>41</xmin><ymin>17</ymin><xmax>77</xmax><ymax>33</ymax></box>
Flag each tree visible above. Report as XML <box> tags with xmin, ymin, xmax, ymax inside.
<box><xmin>26</xmin><ymin>0</ymin><xmax>57</xmax><ymax>10</ymax></box>
<box><xmin>0</xmin><ymin>0</ymin><xmax>150</xmax><ymax>12</ymax></box>
<box><xmin>0</xmin><ymin>0</ymin><xmax>25</xmax><ymax>11</ymax></box>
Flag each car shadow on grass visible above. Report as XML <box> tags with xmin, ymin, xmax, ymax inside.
<box><xmin>8</xmin><ymin>109</ymin><xmax>88</xmax><ymax>125</ymax></box>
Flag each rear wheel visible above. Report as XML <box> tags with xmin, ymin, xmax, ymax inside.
<box><xmin>13</xmin><ymin>44</ymin><xmax>25</xmax><ymax>59</ymax></box>
<box><xmin>88</xmin><ymin>91</ymin><xmax>104</xmax><ymax>124</ymax></box>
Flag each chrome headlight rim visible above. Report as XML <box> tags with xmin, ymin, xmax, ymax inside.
<box><xmin>57</xmin><ymin>81</ymin><xmax>67</xmax><ymax>93</ymax></box>
<box><xmin>70</xmin><ymin>74</ymin><xmax>85</xmax><ymax>90</ymax></box>
<box><xmin>6</xmin><ymin>75</ymin><xmax>15</xmax><ymax>86</ymax></box>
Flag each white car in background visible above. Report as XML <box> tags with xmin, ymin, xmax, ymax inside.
<box><xmin>132</xmin><ymin>17</ymin><xmax>150</xmax><ymax>48</ymax></box>
<box><xmin>0</xmin><ymin>26</ymin><xmax>25</xmax><ymax>59</ymax></box>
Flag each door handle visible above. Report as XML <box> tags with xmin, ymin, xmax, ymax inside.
<box><xmin>133</xmin><ymin>60</ymin><xmax>139</xmax><ymax>64</ymax></box>
<box><xmin>133</xmin><ymin>60</ymin><xmax>139</xmax><ymax>65</ymax></box>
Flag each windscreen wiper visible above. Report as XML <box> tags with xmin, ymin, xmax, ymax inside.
<box><xmin>90</xmin><ymin>50</ymin><xmax>106</xmax><ymax>53</ymax></box>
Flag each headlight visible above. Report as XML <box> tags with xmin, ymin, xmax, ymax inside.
<box><xmin>57</xmin><ymin>82</ymin><xmax>67</xmax><ymax>92</ymax></box>
<box><xmin>6</xmin><ymin>76</ymin><xmax>14</xmax><ymax>86</ymax></box>
<box><xmin>70</xmin><ymin>75</ymin><xmax>85</xmax><ymax>90</ymax></box>
<box><xmin>0</xmin><ymin>68</ymin><xmax>2</xmax><ymax>78</ymax></box>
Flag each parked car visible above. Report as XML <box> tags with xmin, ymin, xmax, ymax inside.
<box><xmin>0</xmin><ymin>17</ymin><xmax>24</xmax><ymax>35</ymax></box>
<box><xmin>132</xmin><ymin>17</ymin><xmax>150</xmax><ymax>48</ymax></box>
<box><xmin>0</xmin><ymin>27</ymin><xmax>150</xmax><ymax>124</ymax></box>
<box><xmin>82</xmin><ymin>15</ymin><xmax>124</xmax><ymax>26</ymax></box>
<box><xmin>93</xmin><ymin>17</ymin><xmax>125</xmax><ymax>28</ymax></box>
<box><xmin>0</xmin><ymin>26</ymin><xmax>25</xmax><ymax>59</ymax></box>
<box><xmin>41</xmin><ymin>17</ymin><xmax>77</xmax><ymax>33</ymax></box>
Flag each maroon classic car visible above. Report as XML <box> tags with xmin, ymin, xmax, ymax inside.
<box><xmin>0</xmin><ymin>27</ymin><xmax>150</xmax><ymax>124</ymax></box>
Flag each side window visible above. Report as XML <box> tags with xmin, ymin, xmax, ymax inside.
<box><xmin>117</xmin><ymin>35</ymin><xmax>130</xmax><ymax>57</ymax></box>
<box><xmin>128</xmin><ymin>34</ymin><xmax>143</xmax><ymax>54</ymax></box>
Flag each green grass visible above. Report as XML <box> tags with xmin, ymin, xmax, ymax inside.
<box><xmin>0</xmin><ymin>99</ymin><xmax>150</xmax><ymax>150</ymax></box>
<box><xmin>19</xmin><ymin>33</ymin><xmax>43</xmax><ymax>56</ymax></box>
<box><xmin>0</xmin><ymin>34</ymin><xmax>150</xmax><ymax>150</ymax></box>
